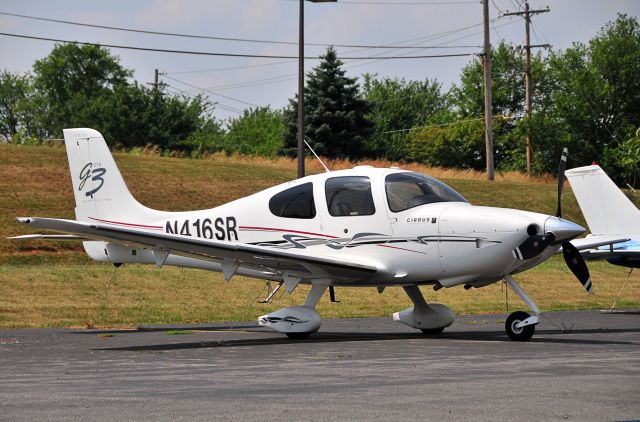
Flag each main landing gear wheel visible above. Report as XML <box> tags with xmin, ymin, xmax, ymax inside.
<box><xmin>505</xmin><ymin>311</ymin><xmax>535</xmax><ymax>341</ymax></box>
<box><xmin>285</xmin><ymin>332</ymin><xmax>311</xmax><ymax>340</ymax></box>
<box><xmin>420</xmin><ymin>327</ymin><xmax>445</xmax><ymax>335</ymax></box>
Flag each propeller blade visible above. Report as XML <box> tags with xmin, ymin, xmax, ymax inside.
<box><xmin>513</xmin><ymin>233</ymin><xmax>555</xmax><ymax>260</ymax></box>
<box><xmin>556</xmin><ymin>147</ymin><xmax>568</xmax><ymax>218</ymax></box>
<box><xmin>562</xmin><ymin>241</ymin><xmax>592</xmax><ymax>294</ymax></box>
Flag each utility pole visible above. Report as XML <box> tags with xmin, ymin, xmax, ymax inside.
<box><xmin>297</xmin><ymin>0</ymin><xmax>337</xmax><ymax>179</ymax></box>
<box><xmin>503</xmin><ymin>2</ymin><xmax>549</xmax><ymax>177</ymax></box>
<box><xmin>482</xmin><ymin>0</ymin><xmax>494</xmax><ymax>181</ymax></box>
<box><xmin>147</xmin><ymin>68</ymin><xmax>166</xmax><ymax>91</ymax></box>
<box><xmin>298</xmin><ymin>0</ymin><xmax>305</xmax><ymax>179</ymax></box>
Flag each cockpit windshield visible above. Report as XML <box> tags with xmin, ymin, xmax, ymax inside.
<box><xmin>385</xmin><ymin>172</ymin><xmax>467</xmax><ymax>212</ymax></box>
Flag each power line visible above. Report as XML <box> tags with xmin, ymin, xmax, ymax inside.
<box><xmin>165</xmin><ymin>16</ymin><xmax>510</xmax><ymax>75</ymax></box>
<box><xmin>0</xmin><ymin>11</ymin><xmax>478</xmax><ymax>50</ymax></box>
<box><xmin>205</xmin><ymin>74</ymin><xmax>299</xmax><ymax>91</ymax></box>
<box><xmin>490</xmin><ymin>16</ymin><xmax>504</xmax><ymax>39</ymax></box>
<box><xmin>0</xmin><ymin>11</ymin><xmax>301</xmax><ymax>47</ymax></box>
<box><xmin>164</xmin><ymin>75</ymin><xmax>260</xmax><ymax>107</ymax></box>
<box><xmin>338</xmin><ymin>21</ymin><xmax>488</xmax><ymax>70</ymax></box>
<box><xmin>531</xmin><ymin>21</ymin><xmax>551</xmax><ymax>47</ymax></box>
<box><xmin>341</xmin><ymin>16</ymin><xmax>517</xmax><ymax>72</ymax></box>
<box><xmin>165</xmin><ymin>84</ymin><xmax>244</xmax><ymax>114</ymax></box>
<box><xmin>490</xmin><ymin>0</ymin><xmax>505</xmax><ymax>14</ymax></box>
<box><xmin>508</xmin><ymin>0</ymin><xmax>523</xmax><ymax>11</ymax></box>
<box><xmin>167</xmin><ymin>60</ymin><xmax>299</xmax><ymax>76</ymax></box>
<box><xmin>0</xmin><ymin>32</ymin><xmax>479</xmax><ymax>60</ymax></box>
<box><xmin>205</xmin><ymin>51</ymin><xmax>459</xmax><ymax>92</ymax></box>
<box><xmin>380</xmin><ymin>115</ymin><xmax>516</xmax><ymax>134</ymax></box>
<box><xmin>171</xmin><ymin>17</ymin><xmax>518</xmax><ymax>93</ymax></box>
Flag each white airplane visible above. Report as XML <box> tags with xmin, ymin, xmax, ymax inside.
<box><xmin>565</xmin><ymin>164</ymin><xmax>638</xmax><ymax>267</ymax></box>
<box><xmin>12</xmin><ymin>129</ymin><xmax>595</xmax><ymax>341</ymax></box>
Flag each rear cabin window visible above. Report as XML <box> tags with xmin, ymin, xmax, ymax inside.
<box><xmin>325</xmin><ymin>176</ymin><xmax>376</xmax><ymax>217</ymax></box>
<box><xmin>385</xmin><ymin>172</ymin><xmax>467</xmax><ymax>212</ymax></box>
<box><xmin>269</xmin><ymin>182</ymin><xmax>316</xmax><ymax>219</ymax></box>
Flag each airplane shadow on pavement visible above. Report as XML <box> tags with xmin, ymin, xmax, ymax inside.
<box><xmin>93</xmin><ymin>327</ymin><xmax>640</xmax><ymax>352</ymax></box>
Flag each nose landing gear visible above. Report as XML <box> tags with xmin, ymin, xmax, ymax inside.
<box><xmin>503</xmin><ymin>275</ymin><xmax>540</xmax><ymax>341</ymax></box>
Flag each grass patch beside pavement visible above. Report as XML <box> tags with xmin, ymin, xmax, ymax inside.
<box><xmin>1</xmin><ymin>257</ymin><xmax>637</xmax><ymax>329</ymax></box>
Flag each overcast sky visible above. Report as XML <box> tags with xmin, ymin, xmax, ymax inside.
<box><xmin>0</xmin><ymin>0</ymin><xmax>638</xmax><ymax>121</ymax></box>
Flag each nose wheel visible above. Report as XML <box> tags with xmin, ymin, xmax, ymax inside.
<box><xmin>505</xmin><ymin>311</ymin><xmax>536</xmax><ymax>341</ymax></box>
<box><xmin>503</xmin><ymin>275</ymin><xmax>540</xmax><ymax>341</ymax></box>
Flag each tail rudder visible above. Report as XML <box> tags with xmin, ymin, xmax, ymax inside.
<box><xmin>63</xmin><ymin>128</ymin><xmax>161</xmax><ymax>223</ymax></box>
<box><xmin>565</xmin><ymin>165</ymin><xmax>640</xmax><ymax>237</ymax></box>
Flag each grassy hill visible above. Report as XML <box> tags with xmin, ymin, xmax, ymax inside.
<box><xmin>1</xmin><ymin>144</ymin><xmax>637</xmax><ymax>328</ymax></box>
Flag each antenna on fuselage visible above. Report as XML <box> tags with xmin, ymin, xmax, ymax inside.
<box><xmin>304</xmin><ymin>139</ymin><xmax>330</xmax><ymax>173</ymax></box>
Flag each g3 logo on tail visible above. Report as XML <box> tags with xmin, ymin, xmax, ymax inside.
<box><xmin>79</xmin><ymin>163</ymin><xmax>106</xmax><ymax>198</ymax></box>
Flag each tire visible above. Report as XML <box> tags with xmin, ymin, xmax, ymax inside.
<box><xmin>505</xmin><ymin>311</ymin><xmax>535</xmax><ymax>341</ymax></box>
<box><xmin>285</xmin><ymin>332</ymin><xmax>311</xmax><ymax>340</ymax></box>
<box><xmin>420</xmin><ymin>327</ymin><xmax>445</xmax><ymax>335</ymax></box>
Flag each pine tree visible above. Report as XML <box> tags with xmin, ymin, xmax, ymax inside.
<box><xmin>281</xmin><ymin>47</ymin><xmax>373</xmax><ymax>159</ymax></box>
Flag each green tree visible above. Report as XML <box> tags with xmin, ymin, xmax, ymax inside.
<box><xmin>178</xmin><ymin>118</ymin><xmax>226</xmax><ymax>157</ymax></box>
<box><xmin>25</xmin><ymin>43</ymin><xmax>212</xmax><ymax>149</ymax></box>
<box><xmin>548</xmin><ymin>14</ymin><xmax>640</xmax><ymax>171</ymax></box>
<box><xmin>453</xmin><ymin>42</ymin><xmax>530</xmax><ymax>118</ymax></box>
<box><xmin>0</xmin><ymin>70</ymin><xmax>32</xmax><ymax>141</ymax></box>
<box><xmin>144</xmin><ymin>89</ymin><xmax>209</xmax><ymax>151</ymax></box>
<box><xmin>226</xmin><ymin>107</ymin><xmax>285</xmax><ymax>156</ymax></box>
<box><xmin>452</xmin><ymin>41</ymin><xmax>560</xmax><ymax>173</ymax></box>
<box><xmin>282</xmin><ymin>47</ymin><xmax>373</xmax><ymax>159</ymax></box>
<box><xmin>362</xmin><ymin>74</ymin><xmax>450</xmax><ymax>161</ymax></box>
<box><xmin>603</xmin><ymin>127</ymin><xmax>640</xmax><ymax>186</ymax></box>
<box><xmin>31</xmin><ymin>43</ymin><xmax>131</xmax><ymax>138</ymax></box>
<box><xmin>408</xmin><ymin>119</ymin><xmax>485</xmax><ymax>169</ymax></box>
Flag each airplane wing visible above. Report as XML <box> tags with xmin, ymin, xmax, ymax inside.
<box><xmin>569</xmin><ymin>235</ymin><xmax>640</xmax><ymax>265</ymax></box>
<box><xmin>577</xmin><ymin>239</ymin><xmax>640</xmax><ymax>261</ymax></box>
<box><xmin>14</xmin><ymin>217</ymin><xmax>389</xmax><ymax>283</ymax></box>
<box><xmin>569</xmin><ymin>235</ymin><xmax>631</xmax><ymax>251</ymax></box>
<box><xmin>580</xmin><ymin>248</ymin><xmax>640</xmax><ymax>259</ymax></box>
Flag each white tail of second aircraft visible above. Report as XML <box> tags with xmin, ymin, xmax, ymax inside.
<box><xmin>565</xmin><ymin>164</ymin><xmax>640</xmax><ymax>238</ymax></box>
<box><xmin>63</xmin><ymin>128</ymin><xmax>172</xmax><ymax>224</ymax></box>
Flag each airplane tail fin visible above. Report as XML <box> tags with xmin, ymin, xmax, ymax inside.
<box><xmin>565</xmin><ymin>165</ymin><xmax>640</xmax><ymax>237</ymax></box>
<box><xmin>63</xmin><ymin>128</ymin><xmax>165</xmax><ymax>224</ymax></box>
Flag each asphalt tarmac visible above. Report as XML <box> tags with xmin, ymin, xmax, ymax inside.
<box><xmin>1</xmin><ymin>309</ymin><xmax>639</xmax><ymax>421</ymax></box>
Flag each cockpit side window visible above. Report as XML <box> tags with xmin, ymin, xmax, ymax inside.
<box><xmin>325</xmin><ymin>176</ymin><xmax>376</xmax><ymax>217</ymax></box>
<box><xmin>269</xmin><ymin>182</ymin><xmax>316</xmax><ymax>219</ymax></box>
<box><xmin>385</xmin><ymin>172</ymin><xmax>467</xmax><ymax>212</ymax></box>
